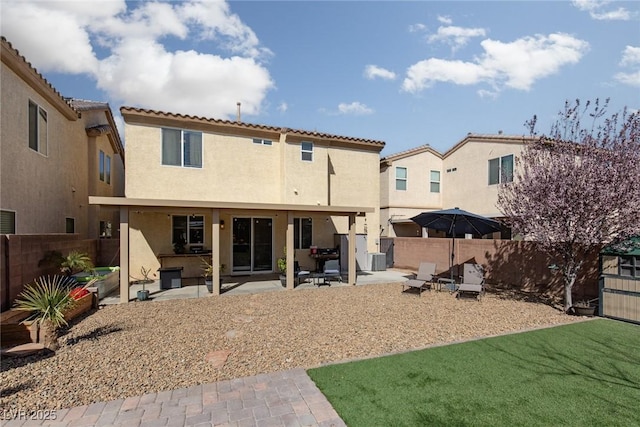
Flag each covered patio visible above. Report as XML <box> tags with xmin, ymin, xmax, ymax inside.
<box><xmin>89</xmin><ymin>196</ymin><xmax>374</xmax><ymax>303</ymax></box>
<box><xmin>98</xmin><ymin>268</ymin><xmax>411</xmax><ymax>304</ymax></box>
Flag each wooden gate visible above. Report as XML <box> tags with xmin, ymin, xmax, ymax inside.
<box><xmin>380</xmin><ymin>238</ymin><xmax>394</xmax><ymax>268</ymax></box>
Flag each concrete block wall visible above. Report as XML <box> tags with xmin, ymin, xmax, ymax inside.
<box><xmin>392</xmin><ymin>237</ymin><xmax>599</xmax><ymax>299</ymax></box>
<box><xmin>1</xmin><ymin>234</ymin><xmax>98</xmax><ymax>311</ymax></box>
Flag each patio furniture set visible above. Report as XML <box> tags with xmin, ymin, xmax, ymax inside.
<box><xmin>402</xmin><ymin>261</ymin><xmax>486</xmax><ymax>300</ymax></box>
<box><xmin>294</xmin><ymin>260</ymin><xmax>342</xmax><ymax>287</ymax></box>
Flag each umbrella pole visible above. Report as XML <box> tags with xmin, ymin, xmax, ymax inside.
<box><xmin>451</xmin><ymin>236</ymin><xmax>455</xmax><ymax>283</ymax></box>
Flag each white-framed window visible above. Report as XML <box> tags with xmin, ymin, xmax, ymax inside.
<box><xmin>301</xmin><ymin>141</ymin><xmax>313</xmax><ymax>161</ymax></box>
<box><xmin>0</xmin><ymin>210</ymin><xmax>16</xmax><ymax>234</ymax></box>
<box><xmin>395</xmin><ymin>167</ymin><xmax>407</xmax><ymax>191</ymax></box>
<box><xmin>99</xmin><ymin>150</ymin><xmax>105</xmax><ymax>181</ymax></box>
<box><xmin>162</xmin><ymin>128</ymin><xmax>203</xmax><ymax>168</ymax></box>
<box><xmin>253</xmin><ymin>138</ymin><xmax>272</xmax><ymax>146</ymax></box>
<box><xmin>65</xmin><ymin>217</ymin><xmax>75</xmax><ymax>234</ymax></box>
<box><xmin>106</xmin><ymin>155</ymin><xmax>111</xmax><ymax>184</ymax></box>
<box><xmin>430</xmin><ymin>170</ymin><xmax>441</xmax><ymax>193</ymax></box>
<box><xmin>488</xmin><ymin>154</ymin><xmax>514</xmax><ymax>185</ymax></box>
<box><xmin>28</xmin><ymin>100</ymin><xmax>47</xmax><ymax>155</ymax></box>
<box><xmin>172</xmin><ymin>215</ymin><xmax>204</xmax><ymax>245</ymax></box>
<box><xmin>294</xmin><ymin>218</ymin><xmax>312</xmax><ymax>249</ymax></box>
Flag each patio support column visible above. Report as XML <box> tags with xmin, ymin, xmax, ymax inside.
<box><xmin>348</xmin><ymin>214</ymin><xmax>356</xmax><ymax>285</ymax></box>
<box><xmin>211</xmin><ymin>209</ymin><xmax>220</xmax><ymax>296</ymax></box>
<box><xmin>286</xmin><ymin>211</ymin><xmax>294</xmax><ymax>290</ymax></box>
<box><xmin>119</xmin><ymin>206</ymin><xmax>130</xmax><ymax>304</ymax></box>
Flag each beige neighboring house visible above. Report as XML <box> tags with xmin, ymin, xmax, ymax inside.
<box><xmin>0</xmin><ymin>37</ymin><xmax>124</xmax><ymax>238</ymax></box>
<box><xmin>380</xmin><ymin>133</ymin><xmax>533</xmax><ymax>237</ymax></box>
<box><xmin>91</xmin><ymin>107</ymin><xmax>384</xmax><ymax>301</ymax></box>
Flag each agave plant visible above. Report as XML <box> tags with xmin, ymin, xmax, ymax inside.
<box><xmin>60</xmin><ymin>251</ymin><xmax>94</xmax><ymax>276</ymax></box>
<box><xmin>14</xmin><ymin>275</ymin><xmax>78</xmax><ymax>328</ymax></box>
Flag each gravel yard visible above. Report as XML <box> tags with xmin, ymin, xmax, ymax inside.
<box><xmin>1</xmin><ymin>283</ymin><xmax>581</xmax><ymax>411</ymax></box>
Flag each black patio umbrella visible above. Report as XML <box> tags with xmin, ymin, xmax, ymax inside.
<box><xmin>410</xmin><ymin>207</ymin><xmax>502</xmax><ymax>283</ymax></box>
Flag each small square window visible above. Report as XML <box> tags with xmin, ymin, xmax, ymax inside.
<box><xmin>253</xmin><ymin>138</ymin><xmax>272</xmax><ymax>145</ymax></box>
<box><xmin>1</xmin><ymin>210</ymin><xmax>16</xmax><ymax>234</ymax></box>
<box><xmin>301</xmin><ymin>141</ymin><xmax>313</xmax><ymax>161</ymax></box>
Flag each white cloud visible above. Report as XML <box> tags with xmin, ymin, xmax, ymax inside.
<box><xmin>402</xmin><ymin>33</ymin><xmax>589</xmax><ymax>94</ymax></box>
<box><xmin>408</xmin><ymin>23</ymin><xmax>426</xmax><ymax>33</ymax></box>
<box><xmin>615</xmin><ymin>46</ymin><xmax>640</xmax><ymax>87</ymax></box>
<box><xmin>437</xmin><ymin>15</ymin><xmax>453</xmax><ymax>25</ymax></box>
<box><xmin>337</xmin><ymin>102</ymin><xmax>374</xmax><ymax>115</ymax></box>
<box><xmin>572</xmin><ymin>0</ymin><xmax>633</xmax><ymax>20</ymax></box>
<box><xmin>428</xmin><ymin>25</ymin><xmax>487</xmax><ymax>51</ymax></box>
<box><xmin>619</xmin><ymin>46</ymin><xmax>640</xmax><ymax>66</ymax></box>
<box><xmin>277</xmin><ymin>102</ymin><xmax>288</xmax><ymax>113</ymax></box>
<box><xmin>364</xmin><ymin>65</ymin><xmax>397</xmax><ymax>81</ymax></box>
<box><xmin>1</xmin><ymin>0</ymin><xmax>274</xmax><ymax>119</ymax></box>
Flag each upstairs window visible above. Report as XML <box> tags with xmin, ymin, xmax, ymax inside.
<box><xmin>301</xmin><ymin>141</ymin><xmax>313</xmax><ymax>161</ymax></box>
<box><xmin>99</xmin><ymin>151</ymin><xmax>111</xmax><ymax>184</ymax></box>
<box><xmin>430</xmin><ymin>170</ymin><xmax>441</xmax><ymax>193</ymax></box>
<box><xmin>28</xmin><ymin>100</ymin><xmax>47</xmax><ymax>155</ymax></box>
<box><xmin>106</xmin><ymin>155</ymin><xmax>111</xmax><ymax>184</ymax></box>
<box><xmin>488</xmin><ymin>154</ymin><xmax>514</xmax><ymax>185</ymax></box>
<box><xmin>253</xmin><ymin>138</ymin><xmax>272</xmax><ymax>146</ymax></box>
<box><xmin>395</xmin><ymin>167</ymin><xmax>407</xmax><ymax>191</ymax></box>
<box><xmin>294</xmin><ymin>218</ymin><xmax>312</xmax><ymax>249</ymax></box>
<box><xmin>162</xmin><ymin>128</ymin><xmax>202</xmax><ymax>168</ymax></box>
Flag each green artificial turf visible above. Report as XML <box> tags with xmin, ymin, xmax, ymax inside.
<box><xmin>307</xmin><ymin>320</ymin><xmax>640</xmax><ymax>427</ymax></box>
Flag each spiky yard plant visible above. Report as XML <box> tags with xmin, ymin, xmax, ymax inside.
<box><xmin>14</xmin><ymin>275</ymin><xmax>78</xmax><ymax>349</ymax></box>
<box><xmin>60</xmin><ymin>250</ymin><xmax>94</xmax><ymax>276</ymax></box>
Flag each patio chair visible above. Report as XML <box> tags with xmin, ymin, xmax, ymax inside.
<box><xmin>294</xmin><ymin>261</ymin><xmax>311</xmax><ymax>286</ymax></box>
<box><xmin>402</xmin><ymin>262</ymin><xmax>436</xmax><ymax>296</ymax></box>
<box><xmin>457</xmin><ymin>263</ymin><xmax>485</xmax><ymax>300</ymax></box>
<box><xmin>321</xmin><ymin>259</ymin><xmax>341</xmax><ymax>285</ymax></box>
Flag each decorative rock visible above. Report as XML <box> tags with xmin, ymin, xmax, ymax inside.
<box><xmin>205</xmin><ymin>350</ymin><xmax>232</xmax><ymax>368</ymax></box>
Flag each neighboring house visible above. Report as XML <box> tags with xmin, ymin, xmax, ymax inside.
<box><xmin>380</xmin><ymin>133</ymin><xmax>532</xmax><ymax>237</ymax></box>
<box><xmin>91</xmin><ymin>107</ymin><xmax>384</xmax><ymax>301</ymax></box>
<box><xmin>0</xmin><ymin>37</ymin><xmax>124</xmax><ymax>238</ymax></box>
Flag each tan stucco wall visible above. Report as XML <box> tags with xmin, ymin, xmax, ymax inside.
<box><xmin>125</xmin><ymin>124</ymin><xmax>282</xmax><ymax>202</ymax></box>
<box><xmin>124</xmin><ymin>121</ymin><xmax>382</xmax><ymax>255</ymax></box>
<box><xmin>1</xmin><ymin>61</ymin><xmax>124</xmax><ymax>238</ymax></box>
<box><xmin>442</xmin><ymin>139</ymin><xmax>524</xmax><ymax>217</ymax></box>
<box><xmin>1</xmin><ymin>63</ymin><xmax>88</xmax><ymax>235</ymax></box>
<box><xmin>379</xmin><ymin>150</ymin><xmax>442</xmax><ymax>237</ymax></box>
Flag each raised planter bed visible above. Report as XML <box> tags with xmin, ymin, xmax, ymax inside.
<box><xmin>0</xmin><ymin>291</ymin><xmax>96</xmax><ymax>347</ymax></box>
<box><xmin>72</xmin><ymin>267</ymin><xmax>120</xmax><ymax>299</ymax></box>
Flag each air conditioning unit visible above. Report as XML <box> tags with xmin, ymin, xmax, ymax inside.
<box><xmin>370</xmin><ymin>253</ymin><xmax>386</xmax><ymax>271</ymax></box>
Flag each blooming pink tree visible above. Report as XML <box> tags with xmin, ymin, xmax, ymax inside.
<box><xmin>498</xmin><ymin>99</ymin><xmax>640</xmax><ymax>312</ymax></box>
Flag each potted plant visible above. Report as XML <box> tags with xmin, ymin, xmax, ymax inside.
<box><xmin>135</xmin><ymin>266</ymin><xmax>154</xmax><ymax>301</ymax></box>
<box><xmin>201</xmin><ymin>257</ymin><xmax>225</xmax><ymax>293</ymax></box>
<box><xmin>277</xmin><ymin>247</ymin><xmax>287</xmax><ymax>286</ymax></box>
<box><xmin>60</xmin><ymin>250</ymin><xmax>94</xmax><ymax>276</ymax></box>
<box><xmin>572</xmin><ymin>298</ymin><xmax>598</xmax><ymax>316</ymax></box>
<box><xmin>13</xmin><ymin>275</ymin><xmax>83</xmax><ymax>350</ymax></box>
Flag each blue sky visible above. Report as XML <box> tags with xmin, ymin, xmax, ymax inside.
<box><xmin>2</xmin><ymin>1</ymin><xmax>638</xmax><ymax>155</ymax></box>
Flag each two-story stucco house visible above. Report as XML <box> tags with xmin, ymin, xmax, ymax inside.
<box><xmin>380</xmin><ymin>133</ymin><xmax>533</xmax><ymax>237</ymax></box>
<box><xmin>91</xmin><ymin>107</ymin><xmax>385</xmax><ymax>301</ymax></box>
<box><xmin>0</xmin><ymin>37</ymin><xmax>124</xmax><ymax>239</ymax></box>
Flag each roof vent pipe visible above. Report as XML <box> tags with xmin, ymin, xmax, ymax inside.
<box><xmin>236</xmin><ymin>102</ymin><xmax>241</xmax><ymax>122</ymax></box>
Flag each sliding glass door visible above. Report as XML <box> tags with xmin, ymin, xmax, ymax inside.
<box><xmin>232</xmin><ymin>217</ymin><xmax>273</xmax><ymax>273</ymax></box>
